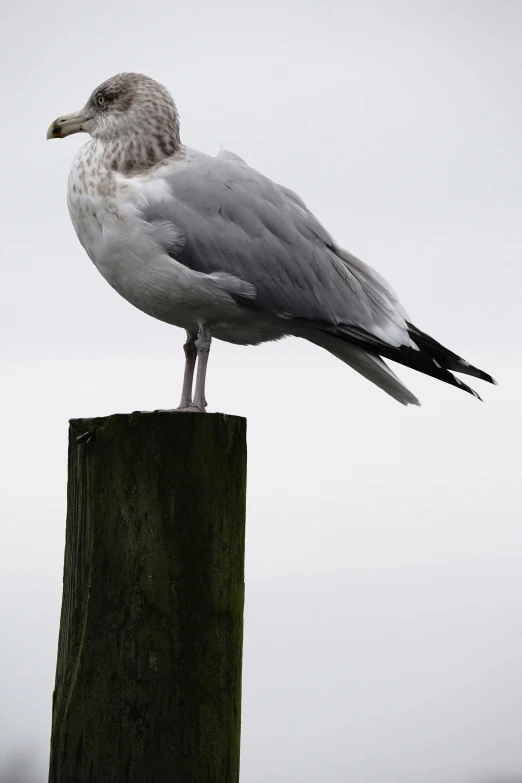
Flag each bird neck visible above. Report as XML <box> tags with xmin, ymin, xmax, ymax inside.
<box><xmin>101</xmin><ymin>122</ymin><xmax>181</xmax><ymax>175</ymax></box>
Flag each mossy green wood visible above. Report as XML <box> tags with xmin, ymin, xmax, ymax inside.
<box><xmin>48</xmin><ymin>412</ymin><xmax>247</xmax><ymax>783</ymax></box>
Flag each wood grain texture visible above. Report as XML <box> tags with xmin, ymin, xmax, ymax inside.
<box><xmin>49</xmin><ymin>412</ymin><xmax>247</xmax><ymax>783</ymax></box>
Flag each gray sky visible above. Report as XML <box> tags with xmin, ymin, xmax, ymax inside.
<box><xmin>1</xmin><ymin>1</ymin><xmax>522</xmax><ymax>781</ymax></box>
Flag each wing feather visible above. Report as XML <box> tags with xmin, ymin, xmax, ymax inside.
<box><xmin>141</xmin><ymin>152</ymin><xmax>412</xmax><ymax>348</ymax></box>
<box><xmin>138</xmin><ymin>150</ymin><xmax>495</xmax><ymax>400</ymax></box>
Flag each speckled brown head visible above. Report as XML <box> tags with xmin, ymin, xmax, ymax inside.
<box><xmin>47</xmin><ymin>72</ymin><xmax>181</xmax><ymax>173</ymax></box>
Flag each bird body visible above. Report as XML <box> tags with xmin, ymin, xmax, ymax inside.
<box><xmin>48</xmin><ymin>72</ymin><xmax>496</xmax><ymax>410</ymax></box>
<box><xmin>67</xmin><ymin>143</ymin><xmax>286</xmax><ymax>345</ymax></box>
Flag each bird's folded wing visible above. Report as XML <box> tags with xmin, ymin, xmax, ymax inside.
<box><xmin>140</xmin><ymin>154</ymin><xmax>412</xmax><ymax>348</ymax></box>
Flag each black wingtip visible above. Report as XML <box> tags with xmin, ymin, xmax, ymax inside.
<box><xmin>321</xmin><ymin>321</ymin><xmax>495</xmax><ymax>402</ymax></box>
<box><xmin>408</xmin><ymin>324</ymin><xmax>497</xmax><ymax>388</ymax></box>
<box><xmin>453</xmin><ymin>374</ymin><xmax>483</xmax><ymax>401</ymax></box>
<box><xmin>456</xmin><ymin>359</ymin><xmax>497</xmax><ymax>387</ymax></box>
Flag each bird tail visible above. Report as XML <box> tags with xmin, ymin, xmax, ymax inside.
<box><xmin>304</xmin><ymin>329</ymin><xmax>421</xmax><ymax>406</ymax></box>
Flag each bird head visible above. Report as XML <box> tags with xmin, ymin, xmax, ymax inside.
<box><xmin>47</xmin><ymin>73</ymin><xmax>180</xmax><ymax>167</ymax></box>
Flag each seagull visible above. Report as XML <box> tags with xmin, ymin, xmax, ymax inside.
<box><xmin>47</xmin><ymin>73</ymin><xmax>496</xmax><ymax>410</ymax></box>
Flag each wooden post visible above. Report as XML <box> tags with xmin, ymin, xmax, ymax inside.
<box><xmin>48</xmin><ymin>412</ymin><xmax>247</xmax><ymax>783</ymax></box>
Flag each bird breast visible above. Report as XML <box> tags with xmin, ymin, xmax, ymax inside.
<box><xmin>65</xmin><ymin>142</ymin><xmax>243</xmax><ymax>331</ymax></box>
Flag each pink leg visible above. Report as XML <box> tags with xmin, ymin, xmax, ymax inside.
<box><xmin>190</xmin><ymin>324</ymin><xmax>211</xmax><ymax>412</ymax></box>
<box><xmin>176</xmin><ymin>332</ymin><xmax>197</xmax><ymax>410</ymax></box>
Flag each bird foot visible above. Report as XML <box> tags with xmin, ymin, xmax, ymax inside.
<box><xmin>152</xmin><ymin>405</ymin><xmax>206</xmax><ymax>413</ymax></box>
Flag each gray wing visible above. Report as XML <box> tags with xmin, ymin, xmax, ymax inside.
<box><xmin>141</xmin><ymin>153</ymin><xmax>411</xmax><ymax>348</ymax></box>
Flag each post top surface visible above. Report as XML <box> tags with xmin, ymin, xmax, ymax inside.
<box><xmin>70</xmin><ymin>411</ymin><xmax>246</xmax><ymax>426</ymax></box>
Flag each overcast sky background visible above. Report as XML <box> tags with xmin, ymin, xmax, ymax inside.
<box><xmin>1</xmin><ymin>1</ymin><xmax>521</xmax><ymax>781</ymax></box>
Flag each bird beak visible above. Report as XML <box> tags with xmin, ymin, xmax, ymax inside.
<box><xmin>47</xmin><ymin>111</ymin><xmax>89</xmax><ymax>140</ymax></box>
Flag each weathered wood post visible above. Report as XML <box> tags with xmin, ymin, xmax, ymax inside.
<box><xmin>48</xmin><ymin>412</ymin><xmax>247</xmax><ymax>783</ymax></box>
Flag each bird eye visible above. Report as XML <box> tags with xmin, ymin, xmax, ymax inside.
<box><xmin>97</xmin><ymin>94</ymin><xmax>105</xmax><ymax>106</ymax></box>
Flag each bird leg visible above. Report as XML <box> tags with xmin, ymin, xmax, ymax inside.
<box><xmin>176</xmin><ymin>331</ymin><xmax>197</xmax><ymax>410</ymax></box>
<box><xmin>190</xmin><ymin>323</ymin><xmax>212</xmax><ymax>412</ymax></box>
